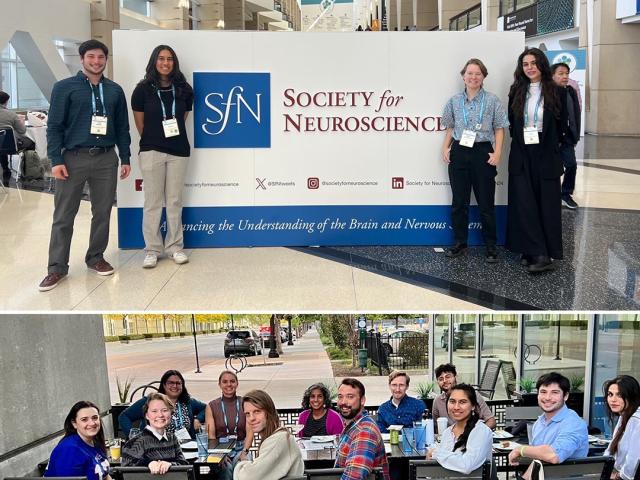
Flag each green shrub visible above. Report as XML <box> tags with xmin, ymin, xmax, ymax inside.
<box><xmin>397</xmin><ymin>336</ymin><xmax>427</xmax><ymax>366</ymax></box>
<box><xmin>327</xmin><ymin>346</ymin><xmax>351</xmax><ymax>360</ymax></box>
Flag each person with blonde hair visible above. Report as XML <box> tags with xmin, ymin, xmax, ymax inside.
<box><xmin>233</xmin><ymin>390</ymin><xmax>304</xmax><ymax>480</ymax></box>
<box><xmin>121</xmin><ymin>393</ymin><xmax>187</xmax><ymax>474</ymax></box>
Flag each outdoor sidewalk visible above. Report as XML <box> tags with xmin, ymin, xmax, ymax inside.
<box><xmin>181</xmin><ymin>328</ymin><xmax>430</xmax><ymax>408</ymax></box>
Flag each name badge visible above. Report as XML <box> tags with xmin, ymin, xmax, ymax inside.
<box><xmin>162</xmin><ymin>118</ymin><xmax>180</xmax><ymax>138</ymax></box>
<box><xmin>90</xmin><ymin>115</ymin><xmax>108</xmax><ymax>135</ymax></box>
<box><xmin>523</xmin><ymin>127</ymin><xmax>540</xmax><ymax>145</ymax></box>
<box><xmin>459</xmin><ymin>129</ymin><xmax>477</xmax><ymax>148</ymax></box>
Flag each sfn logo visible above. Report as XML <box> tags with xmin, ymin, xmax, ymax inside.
<box><xmin>194</xmin><ymin>72</ymin><xmax>271</xmax><ymax>148</ymax></box>
<box><xmin>392</xmin><ymin>177</ymin><xmax>404</xmax><ymax>189</ymax></box>
<box><xmin>307</xmin><ymin>177</ymin><xmax>320</xmax><ymax>189</ymax></box>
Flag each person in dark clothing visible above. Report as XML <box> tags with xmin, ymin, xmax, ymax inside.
<box><xmin>552</xmin><ymin>62</ymin><xmax>581</xmax><ymax>210</ymax></box>
<box><xmin>506</xmin><ymin>48</ymin><xmax>568</xmax><ymax>273</ymax></box>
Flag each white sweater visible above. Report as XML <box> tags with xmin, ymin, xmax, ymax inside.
<box><xmin>605</xmin><ymin>407</ymin><xmax>640</xmax><ymax>480</ymax></box>
<box><xmin>432</xmin><ymin>421</ymin><xmax>493</xmax><ymax>474</ymax></box>
<box><xmin>234</xmin><ymin>429</ymin><xmax>304</xmax><ymax>480</ymax></box>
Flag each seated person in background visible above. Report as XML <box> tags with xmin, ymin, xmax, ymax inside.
<box><xmin>508</xmin><ymin>372</ymin><xmax>588</xmax><ymax>469</ymax></box>
<box><xmin>432</xmin><ymin>363</ymin><xmax>496</xmax><ymax>429</ymax></box>
<box><xmin>233</xmin><ymin>390</ymin><xmax>304</xmax><ymax>480</ymax></box>
<box><xmin>376</xmin><ymin>371</ymin><xmax>425</xmax><ymax>433</ymax></box>
<box><xmin>121</xmin><ymin>393</ymin><xmax>187</xmax><ymax>474</ymax></box>
<box><xmin>205</xmin><ymin>371</ymin><xmax>254</xmax><ymax>480</ymax></box>
<box><xmin>297</xmin><ymin>382</ymin><xmax>344</xmax><ymax>437</ymax></box>
<box><xmin>45</xmin><ymin>401</ymin><xmax>111</xmax><ymax>480</ymax></box>
<box><xmin>119</xmin><ymin>370</ymin><xmax>206</xmax><ymax>439</ymax></box>
<box><xmin>334</xmin><ymin>378</ymin><xmax>390</xmax><ymax>480</ymax></box>
<box><xmin>427</xmin><ymin>384</ymin><xmax>493</xmax><ymax>474</ymax></box>
<box><xmin>0</xmin><ymin>90</ymin><xmax>35</xmax><ymax>186</ymax></box>
<box><xmin>603</xmin><ymin>375</ymin><xmax>640</xmax><ymax>480</ymax></box>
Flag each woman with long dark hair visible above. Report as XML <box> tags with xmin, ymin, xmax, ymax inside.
<box><xmin>427</xmin><ymin>384</ymin><xmax>493</xmax><ymax>474</ymax></box>
<box><xmin>297</xmin><ymin>382</ymin><xmax>343</xmax><ymax>437</ymax></box>
<box><xmin>119</xmin><ymin>370</ymin><xmax>206</xmax><ymax>438</ymax></box>
<box><xmin>603</xmin><ymin>375</ymin><xmax>640</xmax><ymax>479</ymax></box>
<box><xmin>233</xmin><ymin>390</ymin><xmax>304</xmax><ymax>480</ymax></box>
<box><xmin>506</xmin><ymin>47</ymin><xmax>568</xmax><ymax>273</ymax></box>
<box><xmin>131</xmin><ymin>45</ymin><xmax>194</xmax><ymax>268</ymax></box>
<box><xmin>45</xmin><ymin>401</ymin><xmax>111</xmax><ymax>480</ymax></box>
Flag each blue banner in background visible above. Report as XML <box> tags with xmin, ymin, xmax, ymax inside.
<box><xmin>118</xmin><ymin>205</ymin><xmax>507</xmax><ymax>248</ymax></box>
<box><xmin>545</xmin><ymin>49</ymin><xmax>586</xmax><ymax>71</ymax></box>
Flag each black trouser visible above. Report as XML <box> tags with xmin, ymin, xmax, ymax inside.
<box><xmin>448</xmin><ymin>140</ymin><xmax>497</xmax><ymax>246</ymax></box>
<box><xmin>0</xmin><ymin>154</ymin><xmax>9</xmax><ymax>180</ymax></box>
<box><xmin>559</xmin><ymin>141</ymin><xmax>577</xmax><ymax>196</ymax></box>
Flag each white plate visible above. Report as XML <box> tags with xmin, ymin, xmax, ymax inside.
<box><xmin>183</xmin><ymin>451</ymin><xmax>199</xmax><ymax>460</ymax></box>
<box><xmin>311</xmin><ymin>435</ymin><xmax>335</xmax><ymax>443</ymax></box>
<box><xmin>493</xmin><ymin>441</ymin><xmax>521</xmax><ymax>451</ymax></box>
<box><xmin>181</xmin><ymin>441</ymin><xmax>198</xmax><ymax>450</ymax></box>
<box><xmin>493</xmin><ymin>430</ymin><xmax>514</xmax><ymax>439</ymax></box>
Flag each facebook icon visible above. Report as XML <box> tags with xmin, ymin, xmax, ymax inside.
<box><xmin>193</xmin><ymin>72</ymin><xmax>271</xmax><ymax>148</ymax></box>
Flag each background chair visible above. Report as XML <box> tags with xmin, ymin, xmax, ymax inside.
<box><xmin>409</xmin><ymin>459</ymin><xmax>490</xmax><ymax>480</ymax></box>
<box><xmin>0</xmin><ymin>126</ymin><xmax>18</xmax><ymax>192</ymax></box>
<box><xmin>473</xmin><ymin>359</ymin><xmax>502</xmax><ymax>399</ymax></box>
<box><xmin>524</xmin><ymin>456</ymin><xmax>614</xmax><ymax>480</ymax></box>
<box><xmin>305</xmin><ymin>467</ymin><xmax>383</xmax><ymax>480</ymax></box>
<box><xmin>114</xmin><ymin>465</ymin><xmax>193</xmax><ymax>480</ymax></box>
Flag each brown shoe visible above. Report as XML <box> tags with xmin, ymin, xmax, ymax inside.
<box><xmin>88</xmin><ymin>259</ymin><xmax>115</xmax><ymax>276</ymax></box>
<box><xmin>38</xmin><ymin>272</ymin><xmax>67</xmax><ymax>292</ymax></box>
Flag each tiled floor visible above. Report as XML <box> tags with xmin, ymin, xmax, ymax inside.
<box><xmin>1</xmin><ymin>135</ymin><xmax>638</xmax><ymax>311</ymax></box>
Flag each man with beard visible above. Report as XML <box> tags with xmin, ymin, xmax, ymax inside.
<box><xmin>432</xmin><ymin>363</ymin><xmax>496</xmax><ymax>429</ymax></box>
<box><xmin>334</xmin><ymin>378</ymin><xmax>390</xmax><ymax>480</ymax></box>
<box><xmin>508</xmin><ymin>372</ymin><xmax>588</xmax><ymax>466</ymax></box>
<box><xmin>38</xmin><ymin>39</ymin><xmax>131</xmax><ymax>292</ymax></box>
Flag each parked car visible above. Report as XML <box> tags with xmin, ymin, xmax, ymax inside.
<box><xmin>224</xmin><ymin>330</ymin><xmax>262</xmax><ymax>357</ymax></box>
<box><xmin>441</xmin><ymin>322</ymin><xmax>476</xmax><ymax>350</ymax></box>
<box><xmin>381</xmin><ymin>329</ymin><xmax>428</xmax><ymax>356</ymax></box>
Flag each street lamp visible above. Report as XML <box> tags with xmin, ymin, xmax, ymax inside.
<box><xmin>191</xmin><ymin>314</ymin><xmax>202</xmax><ymax>373</ymax></box>
<box><xmin>554</xmin><ymin>316</ymin><xmax>562</xmax><ymax>360</ymax></box>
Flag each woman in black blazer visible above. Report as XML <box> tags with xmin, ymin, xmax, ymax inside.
<box><xmin>506</xmin><ymin>47</ymin><xmax>568</xmax><ymax>273</ymax></box>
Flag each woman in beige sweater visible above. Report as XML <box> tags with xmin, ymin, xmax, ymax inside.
<box><xmin>233</xmin><ymin>390</ymin><xmax>304</xmax><ymax>480</ymax></box>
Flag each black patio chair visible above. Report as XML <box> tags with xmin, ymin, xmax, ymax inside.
<box><xmin>473</xmin><ymin>359</ymin><xmax>502</xmax><ymax>399</ymax></box>
<box><xmin>305</xmin><ymin>467</ymin><xmax>384</xmax><ymax>480</ymax></box>
<box><xmin>521</xmin><ymin>456</ymin><xmax>614</xmax><ymax>480</ymax></box>
<box><xmin>113</xmin><ymin>465</ymin><xmax>193</xmax><ymax>480</ymax></box>
<box><xmin>409</xmin><ymin>459</ymin><xmax>491</xmax><ymax>479</ymax></box>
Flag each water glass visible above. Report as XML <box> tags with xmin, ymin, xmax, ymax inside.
<box><xmin>196</xmin><ymin>432</ymin><xmax>209</xmax><ymax>458</ymax></box>
<box><xmin>109</xmin><ymin>438</ymin><xmax>121</xmax><ymax>461</ymax></box>
<box><xmin>412</xmin><ymin>422</ymin><xmax>426</xmax><ymax>453</ymax></box>
<box><xmin>402</xmin><ymin>428</ymin><xmax>415</xmax><ymax>454</ymax></box>
<box><xmin>437</xmin><ymin>417</ymin><xmax>449</xmax><ymax>435</ymax></box>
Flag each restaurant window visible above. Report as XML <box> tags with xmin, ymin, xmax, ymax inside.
<box><xmin>120</xmin><ymin>0</ymin><xmax>150</xmax><ymax>16</ymax></box>
<box><xmin>500</xmin><ymin>0</ymin><xmax>536</xmax><ymax>16</ymax></box>
<box><xmin>590</xmin><ymin>314</ymin><xmax>640</xmax><ymax>436</ymax></box>
<box><xmin>480</xmin><ymin>314</ymin><xmax>519</xmax><ymax>400</ymax></box>
<box><xmin>433</xmin><ymin>314</ymin><xmax>451</xmax><ymax>384</ymax></box>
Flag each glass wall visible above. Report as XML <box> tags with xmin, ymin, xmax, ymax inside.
<box><xmin>0</xmin><ymin>44</ymin><xmax>48</xmax><ymax>109</ymax></box>
<box><xmin>450</xmin><ymin>314</ymin><xmax>477</xmax><ymax>385</ymax></box>
<box><xmin>590</xmin><ymin>314</ymin><xmax>640</xmax><ymax>435</ymax></box>
<box><xmin>480</xmin><ymin>314</ymin><xmax>518</xmax><ymax>400</ymax></box>
<box><xmin>433</xmin><ymin>313</ymin><xmax>451</xmax><ymax>393</ymax></box>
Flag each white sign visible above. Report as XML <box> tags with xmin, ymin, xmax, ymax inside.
<box><xmin>114</xmin><ymin>31</ymin><xmax>524</xmax><ymax>248</ymax></box>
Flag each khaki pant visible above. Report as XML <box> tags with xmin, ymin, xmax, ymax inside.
<box><xmin>139</xmin><ymin>150</ymin><xmax>188</xmax><ymax>256</ymax></box>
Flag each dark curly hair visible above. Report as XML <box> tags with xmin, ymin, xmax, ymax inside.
<box><xmin>301</xmin><ymin>383</ymin><xmax>332</xmax><ymax>411</ymax></box>
<box><xmin>447</xmin><ymin>384</ymin><xmax>480</xmax><ymax>453</ymax></box>
<box><xmin>509</xmin><ymin>47</ymin><xmax>560</xmax><ymax>120</ymax></box>
<box><xmin>139</xmin><ymin>45</ymin><xmax>193</xmax><ymax>101</ymax></box>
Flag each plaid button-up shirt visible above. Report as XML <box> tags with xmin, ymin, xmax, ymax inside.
<box><xmin>334</xmin><ymin>411</ymin><xmax>390</xmax><ymax>480</ymax></box>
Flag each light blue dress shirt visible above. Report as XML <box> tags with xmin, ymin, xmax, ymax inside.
<box><xmin>441</xmin><ymin>88</ymin><xmax>509</xmax><ymax>144</ymax></box>
<box><xmin>432</xmin><ymin>421</ymin><xmax>493</xmax><ymax>474</ymax></box>
<box><xmin>531</xmin><ymin>405</ymin><xmax>589</xmax><ymax>462</ymax></box>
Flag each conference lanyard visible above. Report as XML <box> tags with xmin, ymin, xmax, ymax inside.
<box><xmin>221</xmin><ymin>397</ymin><xmax>240</xmax><ymax>435</ymax></box>
<box><xmin>524</xmin><ymin>90</ymin><xmax>543</xmax><ymax>128</ymax></box>
<box><xmin>461</xmin><ymin>90</ymin><xmax>485</xmax><ymax>130</ymax></box>
<box><xmin>157</xmin><ymin>85</ymin><xmax>176</xmax><ymax>120</ymax></box>
<box><xmin>90</xmin><ymin>82</ymin><xmax>107</xmax><ymax>117</ymax></box>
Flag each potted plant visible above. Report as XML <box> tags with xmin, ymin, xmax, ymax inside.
<box><xmin>517</xmin><ymin>377</ymin><xmax>538</xmax><ymax>406</ymax></box>
<box><xmin>414</xmin><ymin>381</ymin><xmax>435</xmax><ymax>411</ymax></box>
<box><xmin>567</xmin><ymin>374</ymin><xmax>585</xmax><ymax>416</ymax></box>
<box><xmin>111</xmin><ymin>375</ymin><xmax>134</xmax><ymax>436</ymax></box>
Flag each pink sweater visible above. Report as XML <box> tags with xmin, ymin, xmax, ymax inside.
<box><xmin>297</xmin><ymin>408</ymin><xmax>344</xmax><ymax>437</ymax></box>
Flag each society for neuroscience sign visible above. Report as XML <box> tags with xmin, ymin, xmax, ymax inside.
<box><xmin>114</xmin><ymin>31</ymin><xmax>524</xmax><ymax>248</ymax></box>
